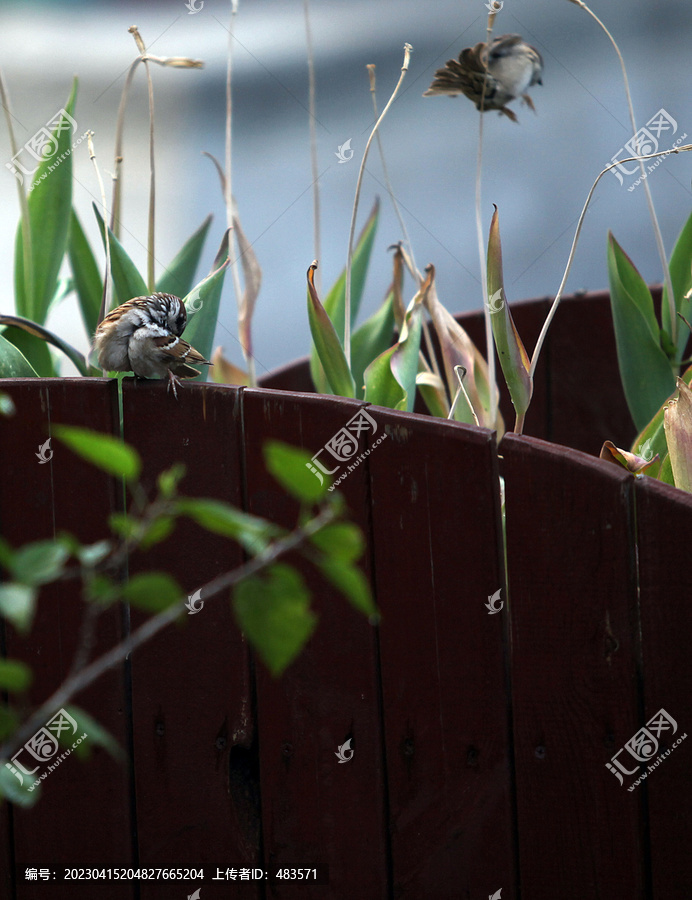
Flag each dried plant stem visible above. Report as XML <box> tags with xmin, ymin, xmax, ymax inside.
<box><xmin>345</xmin><ymin>43</ymin><xmax>412</xmax><ymax>366</ymax></box>
<box><xmin>0</xmin><ymin>502</ymin><xmax>337</xmax><ymax>766</ymax></box>
<box><xmin>128</xmin><ymin>27</ymin><xmax>157</xmax><ymax>292</ymax></box>
<box><xmin>111</xmin><ymin>59</ymin><xmax>141</xmax><ymax>238</ymax></box>
<box><xmin>0</xmin><ymin>69</ymin><xmax>34</xmax><ymax>313</ymax></box>
<box><xmin>304</xmin><ymin>0</ymin><xmax>321</xmax><ymax>297</ymax></box>
<box><xmin>476</xmin><ymin>11</ymin><xmax>499</xmax><ymax>425</ymax></box>
<box><xmin>529</xmin><ymin>144</ymin><xmax>692</xmax><ymax>379</ymax></box>
<box><xmin>87</xmin><ymin>133</ymin><xmax>112</xmax><ymax>331</ymax></box>
<box><xmin>367</xmin><ymin>64</ymin><xmax>441</xmax><ymax>383</ymax></box>
<box><xmin>225</xmin><ymin>1</ymin><xmax>245</xmax><ymax>345</ymax></box>
<box><xmin>569</xmin><ymin>0</ymin><xmax>676</xmax><ymax>343</ymax></box>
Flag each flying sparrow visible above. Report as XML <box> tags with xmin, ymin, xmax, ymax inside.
<box><xmin>423</xmin><ymin>34</ymin><xmax>543</xmax><ymax>123</ymax></box>
<box><xmin>93</xmin><ymin>292</ymin><xmax>211</xmax><ymax>398</ymax></box>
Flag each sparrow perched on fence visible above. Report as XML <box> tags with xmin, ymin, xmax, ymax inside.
<box><xmin>93</xmin><ymin>292</ymin><xmax>211</xmax><ymax>398</ymax></box>
<box><xmin>423</xmin><ymin>34</ymin><xmax>543</xmax><ymax>123</ymax></box>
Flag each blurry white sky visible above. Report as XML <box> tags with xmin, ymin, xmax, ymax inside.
<box><xmin>1</xmin><ymin>0</ymin><xmax>691</xmax><ymax>377</ymax></box>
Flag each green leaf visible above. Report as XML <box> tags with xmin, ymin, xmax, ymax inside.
<box><xmin>264</xmin><ymin>440</ymin><xmax>329</xmax><ymax>504</ymax></box>
<box><xmin>664</xmin><ymin>378</ymin><xmax>692</xmax><ymax>493</ymax></box>
<box><xmin>54</xmin><ymin>425</ymin><xmax>141</xmax><ymax>482</ymax></box>
<box><xmin>315</xmin><ymin>557</ymin><xmax>377</xmax><ymax>618</ymax></box>
<box><xmin>607</xmin><ymin>232</ymin><xmax>677</xmax><ymax>431</ymax></box>
<box><xmin>108</xmin><ymin>513</ymin><xmax>139</xmax><ymax>540</ymax></box>
<box><xmin>176</xmin><ymin>498</ymin><xmax>279</xmax><ymax>555</ymax></box>
<box><xmin>0</xmin><ymin>392</ymin><xmax>16</xmax><ymax>417</ymax></box>
<box><xmin>12</xmin><ymin>541</ymin><xmax>69</xmax><ymax>586</ymax></box>
<box><xmin>658</xmin><ymin>452</ymin><xmax>675</xmax><ymax>486</ymax></box>
<box><xmin>0</xmin><ymin>759</ymin><xmax>38</xmax><ymax>807</ymax></box>
<box><xmin>351</xmin><ymin>292</ymin><xmax>395</xmax><ymax>400</ymax></box>
<box><xmin>0</xmin><ymin>333</ymin><xmax>39</xmax><ymax>377</ymax></box>
<box><xmin>661</xmin><ymin>208</ymin><xmax>692</xmax><ymax>362</ymax></box>
<box><xmin>306</xmin><ymin>262</ymin><xmax>356</xmax><ymax>398</ymax></box>
<box><xmin>0</xmin><ymin>326</ymin><xmax>54</xmax><ymax>376</ymax></box>
<box><xmin>139</xmin><ymin>517</ymin><xmax>176</xmax><ymax>550</ymax></box>
<box><xmin>68</xmin><ymin>208</ymin><xmax>103</xmax><ymax>337</ymax></box>
<box><xmin>310</xmin><ymin>199</ymin><xmax>379</xmax><ymax>392</ymax></box>
<box><xmin>487</xmin><ymin>207</ymin><xmax>533</xmax><ymax>425</ymax></box>
<box><xmin>233</xmin><ymin>563</ymin><xmax>317</xmax><ymax>676</ymax></box>
<box><xmin>14</xmin><ymin>80</ymin><xmax>78</xmax><ymax>324</ymax></box>
<box><xmin>76</xmin><ymin>540</ymin><xmax>112</xmax><ymax>568</ymax></box>
<box><xmin>0</xmin><ymin>314</ymin><xmax>88</xmax><ymax>376</ymax></box>
<box><xmin>156</xmin><ymin>214</ymin><xmax>213</xmax><ymax>297</ymax></box>
<box><xmin>121</xmin><ymin>572</ymin><xmax>182</xmax><ymax>613</ymax></box>
<box><xmin>157</xmin><ymin>463</ymin><xmax>186</xmax><ymax>499</ymax></box>
<box><xmin>178</xmin><ymin>236</ymin><xmax>231</xmax><ymax>379</ymax></box>
<box><xmin>0</xmin><ymin>659</ymin><xmax>32</xmax><ymax>692</ymax></box>
<box><xmin>93</xmin><ymin>204</ymin><xmax>148</xmax><ymax>303</ymax></box>
<box><xmin>62</xmin><ymin>705</ymin><xmax>123</xmax><ymax>761</ymax></box>
<box><xmin>364</xmin><ymin>302</ymin><xmax>423</xmax><ymax>412</ymax></box>
<box><xmin>310</xmin><ymin>522</ymin><xmax>364</xmax><ymax>562</ymax></box>
<box><xmin>0</xmin><ymin>584</ymin><xmax>37</xmax><ymax>633</ymax></box>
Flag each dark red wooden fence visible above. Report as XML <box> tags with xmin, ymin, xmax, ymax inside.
<box><xmin>0</xmin><ymin>291</ymin><xmax>690</xmax><ymax>899</ymax></box>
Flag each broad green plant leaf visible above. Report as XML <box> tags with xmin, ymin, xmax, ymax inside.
<box><xmin>264</xmin><ymin>440</ymin><xmax>329</xmax><ymax>504</ymax></box>
<box><xmin>487</xmin><ymin>207</ymin><xmax>532</xmax><ymax>430</ymax></box>
<box><xmin>0</xmin><ymin>762</ymin><xmax>37</xmax><ymax>806</ymax></box>
<box><xmin>0</xmin><ymin>584</ymin><xmax>37</xmax><ymax>634</ymax></box>
<box><xmin>363</xmin><ymin>269</ymin><xmax>431</xmax><ymax>412</ymax></box>
<box><xmin>315</xmin><ymin>557</ymin><xmax>376</xmax><ymax>618</ymax></box>
<box><xmin>93</xmin><ymin>204</ymin><xmax>148</xmax><ymax>304</ymax></box>
<box><xmin>0</xmin><ymin>659</ymin><xmax>32</xmax><ymax>693</ymax></box>
<box><xmin>0</xmin><ymin>326</ymin><xmax>54</xmax><ymax>376</ymax></box>
<box><xmin>306</xmin><ymin>262</ymin><xmax>355</xmax><ymax>398</ymax></box>
<box><xmin>61</xmin><ymin>705</ymin><xmax>123</xmax><ymax>761</ymax></box>
<box><xmin>176</xmin><ymin>498</ymin><xmax>278</xmax><ymax>555</ymax></box>
<box><xmin>351</xmin><ymin>292</ymin><xmax>395</xmax><ymax>400</ymax></box>
<box><xmin>54</xmin><ymin>425</ymin><xmax>142</xmax><ymax>482</ymax></box>
<box><xmin>233</xmin><ymin>563</ymin><xmax>317</xmax><ymax>676</ymax></box>
<box><xmin>179</xmin><ymin>230</ymin><xmax>231</xmax><ymax>377</ymax></box>
<box><xmin>607</xmin><ymin>232</ymin><xmax>676</xmax><ymax>431</ymax></box>
<box><xmin>14</xmin><ymin>80</ymin><xmax>78</xmax><ymax>324</ymax></box>
<box><xmin>156</xmin><ymin>214</ymin><xmax>213</xmax><ymax>297</ymax></box>
<box><xmin>629</xmin><ymin>364</ymin><xmax>692</xmax><ymax>468</ymax></box>
<box><xmin>11</xmin><ymin>540</ymin><xmax>69</xmax><ymax>586</ymax></box>
<box><xmin>310</xmin><ymin>200</ymin><xmax>379</xmax><ymax>393</ymax></box>
<box><xmin>0</xmin><ymin>334</ymin><xmax>39</xmax><ymax>377</ymax></box>
<box><xmin>661</xmin><ymin>208</ymin><xmax>692</xmax><ymax>362</ymax></box>
<box><xmin>68</xmin><ymin>209</ymin><xmax>103</xmax><ymax>337</ymax></box>
<box><xmin>664</xmin><ymin>377</ymin><xmax>692</xmax><ymax>493</ymax></box>
<box><xmin>0</xmin><ymin>314</ymin><xmax>88</xmax><ymax>375</ymax></box>
<box><xmin>121</xmin><ymin>572</ymin><xmax>182</xmax><ymax>613</ymax></box>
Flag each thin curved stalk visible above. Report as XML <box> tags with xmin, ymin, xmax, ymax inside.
<box><xmin>304</xmin><ymin>0</ymin><xmax>321</xmax><ymax>297</ymax></box>
<box><xmin>568</xmin><ymin>0</ymin><xmax>676</xmax><ymax>342</ymax></box>
<box><xmin>87</xmin><ymin>132</ymin><xmax>112</xmax><ymax>330</ymax></box>
<box><xmin>345</xmin><ymin>43</ymin><xmax>412</xmax><ymax>366</ymax></box>
<box><xmin>529</xmin><ymin>144</ymin><xmax>692</xmax><ymax>379</ymax></box>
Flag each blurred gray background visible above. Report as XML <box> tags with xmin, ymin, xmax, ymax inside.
<box><xmin>1</xmin><ymin>0</ymin><xmax>691</xmax><ymax>378</ymax></box>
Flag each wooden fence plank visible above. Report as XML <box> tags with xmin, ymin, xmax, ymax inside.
<box><xmin>502</xmin><ymin>434</ymin><xmax>645</xmax><ymax>898</ymax></box>
<box><xmin>242</xmin><ymin>388</ymin><xmax>388</xmax><ymax>899</ymax></box>
<box><xmin>118</xmin><ymin>380</ymin><xmax>258</xmax><ymax>899</ymax></box>
<box><xmin>0</xmin><ymin>379</ymin><xmax>133</xmax><ymax>900</ymax></box>
<box><xmin>367</xmin><ymin>409</ymin><xmax>514</xmax><ymax>898</ymax></box>
<box><xmin>636</xmin><ymin>477</ymin><xmax>692</xmax><ymax>899</ymax></box>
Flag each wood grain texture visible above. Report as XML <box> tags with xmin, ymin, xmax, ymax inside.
<box><xmin>502</xmin><ymin>433</ymin><xmax>645</xmax><ymax>899</ymax></box>
<box><xmin>242</xmin><ymin>388</ymin><xmax>388</xmax><ymax>899</ymax></box>
<box><xmin>368</xmin><ymin>407</ymin><xmax>514</xmax><ymax>899</ymax></box>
